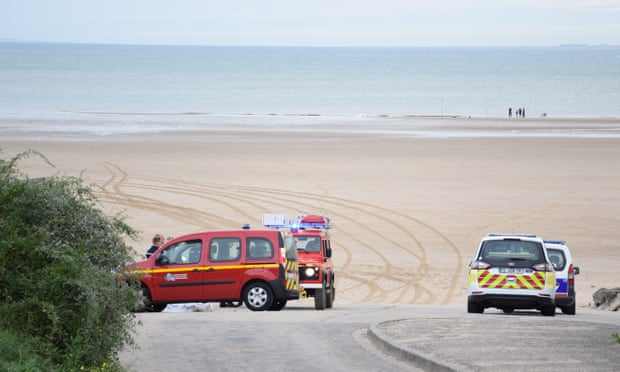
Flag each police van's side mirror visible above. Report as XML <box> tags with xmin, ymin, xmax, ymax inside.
<box><xmin>156</xmin><ymin>254</ymin><xmax>169</xmax><ymax>265</ymax></box>
<box><xmin>574</xmin><ymin>266</ymin><xmax>580</xmax><ymax>275</ymax></box>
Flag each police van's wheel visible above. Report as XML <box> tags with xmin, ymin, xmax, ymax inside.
<box><xmin>561</xmin><ymin>303</ymin><xmax>576</xmax><ymax>315</ymax></box>
<box><xmin>314</xmin><ymin>282</ymin><xmax>326</xmax><ymax>310</ymax></box>
<box><xmin>467</xmin><ymin>300</ymin><xmax>483</xmax><ymax>314</ymax></box>
<box><xmin>541</xmin><ymin>304</ymin><xmax>556</xmax><ymax>316</ymax></box>
<box><xmin>243</xmin><ymin>282</ymin><xmax>273</xmax><ymax>311</ymax></box>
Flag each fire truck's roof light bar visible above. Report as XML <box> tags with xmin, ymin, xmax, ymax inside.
<box><xmin>298</xmin><ymin>221</ymin><xmax>332</xmax><ymax>230</ymax></box>
<box><xmin>261</xmin><ymin>213</ymin><xmax>331</xmax><ymax>231</ymax></box>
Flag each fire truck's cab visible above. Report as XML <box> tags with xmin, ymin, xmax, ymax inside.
<box><xmin>263</xmin><ymin>213</ymin><xmax>335</xmax><ymax>310</ymax></box>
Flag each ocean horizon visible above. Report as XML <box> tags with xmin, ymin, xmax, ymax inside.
<box><xmin>1</xmin><ymin>42</ymin><xmax>619</xmax><ymax>136</ymax></box>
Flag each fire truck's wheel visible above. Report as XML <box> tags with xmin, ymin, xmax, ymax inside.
<box><xmin>243</xmin><ymin>282</ymin><xmax>273</xmax><ymax>311</ymax></box>
<box><xmin>219</xmin><ymin>301</ymin><xmax>242</xmax><ymax>308</ymax></box>
<box><xmin>268</xmin><ymin>299</ymin><xmax>287</xmax><ymax>311</ymax></box>
<box><xmin>314</xmin><ymin>282</ymin><xmax>326</xmax><ymax>310</ymax></box>
<box><xmin>326</xmin><ymin>284</ymin><xmax>334</xmax><ymax>309</ymax></box>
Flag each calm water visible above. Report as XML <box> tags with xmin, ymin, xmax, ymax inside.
<box><xmin>1</xmin><ymin>42</ymin><xmax>619</xmax><ymax>123</ymax></box>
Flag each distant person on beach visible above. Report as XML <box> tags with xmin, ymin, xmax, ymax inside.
<box><xmin>522</xmin><ymin>107</ymin><xmax>525</xmax><ymax>118</ymax></box>
<box><xmin>146</xmin><ymin>233</ymin><xmax>164</xmax><ymax>258</ymax></box>
<box><xmin>508</xmin><ymin>107</ymin><xmax>512</xmax><ymax>118</ymax></box>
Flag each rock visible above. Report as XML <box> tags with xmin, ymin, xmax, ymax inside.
<box><xmin>591</xmin><ymin>287</ymin><xmax>620</xmax><ymax>311</ymax></box>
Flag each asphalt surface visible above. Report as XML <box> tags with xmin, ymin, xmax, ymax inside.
<box><xmin>368</xmin><ymin>309</ymin><xmax>620</xmax><ymax>371</ymax></box>
<box><xmin>121</xmin><ymin>303</ymin><xmax>619</xmax><ymax>371</ymax></box>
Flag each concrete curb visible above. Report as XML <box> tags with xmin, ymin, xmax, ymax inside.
<box><xmin>367</xmin><ymin>319</ymin><xmax>463</xmax><ymax>372</ymax></box>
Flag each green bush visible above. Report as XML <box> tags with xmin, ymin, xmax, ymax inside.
<box><xmin>0</xmin><ymin>150</ymin><xmax>141</xmax><ymax>371</ymax></box>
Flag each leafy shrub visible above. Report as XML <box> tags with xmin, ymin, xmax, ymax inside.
<box><xmin>0</xmin><ymin>150</ymin><xmax>141</xmax><ymax>370</ymax></box>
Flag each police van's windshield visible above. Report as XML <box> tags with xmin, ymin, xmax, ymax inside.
<box><xmin>480</xmin><ymin>240</ymin><xmax>544</xmax><ymax>266</ymax></box>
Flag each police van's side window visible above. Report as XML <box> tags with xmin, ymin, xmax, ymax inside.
<box><xmin>157</xmin><ymin>240</ymin><xmax>202</xmax><ymax>265</ymax></box>
<box><xmin>209</xmin><ymin>238</ymin><xmax>241</xmax><ymax>262</ymax></box>
<box><xmin>547</xmin><ymin>249</ymin><xmax>566</xmax><ymax>271</ymax></box>
<box><xmin>247</xmin><ymin>238</ymin><xmax>274</xmax><ymax>259</ymax></box>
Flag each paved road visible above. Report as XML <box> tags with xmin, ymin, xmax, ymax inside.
<box><xmin>120</xmin><ymin>302</ymin><xmax>620</xmax><ymax>371</ymax></box>
<box><xmin>370</xmin><ymin>308</ymin><xmax>620</xmax><ymax>371</ymax></box>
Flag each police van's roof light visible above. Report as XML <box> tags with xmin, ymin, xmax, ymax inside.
<box><xmin>544</xmin><ymin>240</ymin><xmax>566</xmax><ymax>245</ymax></box>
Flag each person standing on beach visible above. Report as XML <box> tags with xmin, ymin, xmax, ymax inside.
<box><xmin>508</xmin><ymin>107</ymin><xmax>512</xmax><ymax>118</ymax></box>
<box><xmin>146</xmin><ymin>233</ymin><xmax>164</xmax><ymax>258</ymax></box>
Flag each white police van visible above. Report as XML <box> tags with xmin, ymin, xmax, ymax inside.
<box><xmin>544</xmin><ymin>240</ymin><xmax>580</xmax><ymax>315</ymax></box>
<box><xmin>467</xmin><ymin>233</ymin><xmax>557</xmax><ymax>316</ymax></box>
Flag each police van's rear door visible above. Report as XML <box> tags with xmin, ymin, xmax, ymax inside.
<box><xmin>477</xmin><ymin>239</ymin><xmax>550</xmax><ymax>292</ymax></box>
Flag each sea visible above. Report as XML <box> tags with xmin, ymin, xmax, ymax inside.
<box><xmin>1</xmin><ymin>42</ymin><xmax>619</xmax><ymax>136</ymax></box>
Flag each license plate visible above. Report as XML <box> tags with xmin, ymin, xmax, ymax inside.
<box><xmin>499</xmin><ymin>268</ymin><xmax>525</xmax><ymax>274</ymax></box>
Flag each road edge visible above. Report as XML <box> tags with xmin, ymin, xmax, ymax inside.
<box><xmin>367</xmin><ymin>319</ymin><xmax>462</xmax><ymax>372</ymax></box>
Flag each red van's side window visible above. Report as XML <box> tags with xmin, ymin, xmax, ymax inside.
<box><xmin>247</xmin><ymin>238</ymin><xmax>274</xmax><ymax>259</ymax></box>
<box><xmin>209</xmin><ymin>238</ymin><xmax>241</xmax><ymax>262</ymax></box>
<box><xmin>159</xmin><ymin>240</ymin><xmax>202</xmax><ymax>265</ymax></box>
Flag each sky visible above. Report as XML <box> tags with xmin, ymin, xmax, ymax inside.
<box><xmin>1</xmin><ymin>0</ymin><xmax>619</xmax><ymax>47</ymax></box>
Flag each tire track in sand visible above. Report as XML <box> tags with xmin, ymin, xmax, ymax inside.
<box><xmin>94</xmin><ymin>164</ymin><xmax>462</xmax><ymax>305</ymax></box>
<box><xmin>117</xmin><ymin>177</ymin><xmax>433</xmax><ymax>304</ymax></box>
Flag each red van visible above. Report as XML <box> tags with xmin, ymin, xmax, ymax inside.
<box><xmin>127</xmin><ymin>228</ymin><xmax>299</xmax><ymax>312</ymax></box>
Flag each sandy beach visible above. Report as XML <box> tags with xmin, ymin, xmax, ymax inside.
<box><xmin>3</xmin><ymin>116</ymin><xmax>620</xmax><ymax>308</ymax></box>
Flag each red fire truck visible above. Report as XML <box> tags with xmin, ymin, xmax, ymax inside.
<box><xmin>263</xmin><ymin>213</ymin><xmax>335</xmax><ymax>310</ymax></box>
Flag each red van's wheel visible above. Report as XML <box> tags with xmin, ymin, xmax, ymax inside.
<box><xmin>243</xmin><ymin>282</ymin><xmax>273</xmax><ymax>311</ymax></box>
<box><xmin>141</xmin><ymin>285</ymin><xmax>167</xmax><ymax>312</ymax></box>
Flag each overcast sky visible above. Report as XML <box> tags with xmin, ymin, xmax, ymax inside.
<box><xmin>1</xmin><ymin>0</ymin><xmax>619</xmax><ymax>47</ymax></box>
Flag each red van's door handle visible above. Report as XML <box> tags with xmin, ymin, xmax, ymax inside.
<box><xmin>205</xmin><ymin>267</ymin><xmax>216</xmax><ymax>272</ymax></box>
